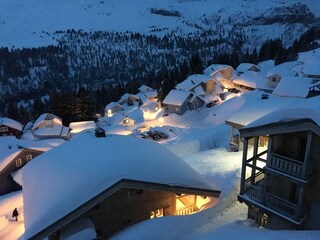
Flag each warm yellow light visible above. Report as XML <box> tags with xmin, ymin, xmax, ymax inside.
<box><xmin>107</xmin><ymin>109</ymin><xmax>113</xmax><ymax>117</ymax></box>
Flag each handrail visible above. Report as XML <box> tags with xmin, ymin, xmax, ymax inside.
<box><xmin>271</xmin><ymin>152</ymin><xmax>303</xmax><ymax>165</ymax></box>
<box><xmin>269</xmin><ymin>153</ymin><xmax>304</xmax><ymax>178</ymax></box>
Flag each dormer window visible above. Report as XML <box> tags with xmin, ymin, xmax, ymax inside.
<box><xmin>44</xmin><ymin>119</ymin><xmax>53</xmax><ymax>128</ymax></box>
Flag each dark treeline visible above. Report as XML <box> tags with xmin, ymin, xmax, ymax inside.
<box><xmin>1</xmin><ymin>26</ymin><xmax>320</xmax><ymax>125</ymax></box>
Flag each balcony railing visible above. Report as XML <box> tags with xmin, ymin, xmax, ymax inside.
<box><xmin>244</xmin><ymin>184</ymin><xmax>263</xmax><ymax>203</ymax></box>
<box><xmin>176</xmin><ymin>205</ymin><xmax>195</xmax><ymax>215</ymax></box>
<box><xmin>265</xmin><ymin>193</ymin><xmax>297</xmax><ymax>219</ymax></box>
<box><xmin>269</xmin><ymin>153</ymin><xmax>304</xmax><ymax>178</ymax></box>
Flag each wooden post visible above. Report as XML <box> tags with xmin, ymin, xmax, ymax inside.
<box><xmin>303</xmin><ymin>131</ymin><xmax>312</xmax><ymax>179</ymax></box>
<box><xmin>251</xmin><ymin>136</ymin><xmax>259</xmax><ymax>185</ymax></box>
<box><xmin>261</xmin><ymin>173</ymin><xmax>269</xmax><ymax>204</ymax></box>
<box><xmin>240</xmin><ymin>137</ymin><xmax>249</xmax><ymax>194</ymax></box>
<box><xmin>295</xmin><ymin>184</ymin><xmax>305</xmax><ymax>220</ymax></box>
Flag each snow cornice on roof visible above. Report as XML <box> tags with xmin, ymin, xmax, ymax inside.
<box><xmin>240</xmin><ymin>118</ymin><xmax>320</xmax><ymax>138</ymax></box>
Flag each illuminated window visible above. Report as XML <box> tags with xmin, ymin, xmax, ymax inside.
<box><xmin>150</xmin><ymin>208</ymin><xmax>164</xmax><ymax>219</ymax></box>
<box><xmin>16</xmin><ymin>159</ymin><xmax>22</xmax><ymax>167</ymax></box>
<box><xmin>123</xmin><ymin>119</ymin><xmax>129</xmax><ymax>124</ymax></box>
<box><xmin>44</xmin><ymin>120</ymin><xmax>53</xmax><ymax>128</ymax></box>
<box><xmin>26</xmin><ymin>155</ymin><xmax>32</xmax><ymax>162</ymax></box>
<box><xmin>0</xmin><ymin>126</ymin><xmax>8</xmax><ymax>132</ymax></box>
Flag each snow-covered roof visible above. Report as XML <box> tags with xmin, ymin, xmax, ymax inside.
<box><xmin>0</xmin><ymin>147</ymin><xmax>22</xmax><ymax>173</ymax></box>
<box><xmin>138</xmin><ymin>85</ymin><xmax>154</xmax><ymax>93</ymax></box>
<box><xmin>32</xmin><ymin>113</ymin><xmax>62</xmax><ymax>130</ymax></box>
<box><xmin>245</xmin><ymin>96</ymin><xmax>320</xmax><ymax>129</ymax></box>
<box><xmin>193</xmin><ymin>85</ymin><xmax>206</xmax><ymax>96</ymax></box>
<box><xmin>143</xmin><ymin>90</ymin><xmax>158</xmax><ymax>99</ymax></box>
<box><xmin>162</xmin><ymin>89</ymin><xmax>192</xmax><ymax>106</ymax></box>
<box><xmin>119</xmin><ymin>93</ymin><xmax>140</xmax><ymax>103</ymax></box>
<box><xmin>198</xmin><ymin>94</ymin><xmax>221</xmax><ymax>104</ymax></box>
<box><xmin>69</xmin><ymin>121</ymin><xmax>96</xmax><ymax>134</ymax></box>
<box><xmin>266</xmin><ymin>60</ymin><xmax>303</xmax><ymax>78</ymax></box>
<box><xmin>273</xmin><ymin>76</ymin><xmax>313</xmax><ymax>98</ymax></box>
<box><xmin>135</xmin><ymin>92</ymin><xmax>148</xmax><ymax>104</ymax></box>
<box><xmin>126</xmin><ymin>107</ymin><xmax>144</xmax><ymax>124</ymax></box>
<box><xmin>225</xmin><ymin>90</ymin><xmax>302</xmax><ymax>127</ymax></box>
<box><xmin>299</xmin><ymin>48</ymin><xmax>320</xmax><ymax>76</ymax></box>
<box><xmin>176</xmin><ymin>74</ymin><xmax>214</xmax><ymax>92</ymax></box>
<box><xmin>203</xmin><ymin>64</ymin><xmax>233</xmax><ymax>75</ymax></box>
<box><xmin>17</xmin><ymin>139</ymin><xmax>65</xmax><ymax>152</ymax></box>
<box><xmin>32</xmin><ymin>125</ymin><xmax>70</xmax><ymax>139</ymax></box>
<box><xmin>104</xmin><ymin>102</ymin><xmax>124</xmax><ymax>111</ymax></box>
<box><xmin>233</xmin><ymin>71</ymin><xmax>262</xmax><ymax>89</ymax></box>
<box><xmin>22</xmin><ymin>133</ymin><xmax>216</xmax><ymax>239</ymax></box>
<box><xmin>236</xmin><ymin>63</ymin><xmax>260</xmax><ymax>73</ymax></box>
<box><xmin>0</xmin><ymin>118</ymin><xmax>23</xmax><ymax>131</ymax></box>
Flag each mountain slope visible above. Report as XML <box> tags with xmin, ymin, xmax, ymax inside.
<box><xmin>1</xmin><ymin>0</ymin><xmax>319</xmax><ymax>48</ymax></box>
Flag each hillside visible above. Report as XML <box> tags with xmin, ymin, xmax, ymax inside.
<box><xmin>1</xmin><ymin>0</ymin><xmax>319</xmax><ymax>48</ymax></box>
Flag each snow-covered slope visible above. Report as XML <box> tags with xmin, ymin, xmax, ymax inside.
<box><xmin>1</xmin><ymin>0</ymin><xmax>319</xmax><ymax>48</ymax></box>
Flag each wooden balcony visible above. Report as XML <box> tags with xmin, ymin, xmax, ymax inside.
<box><xmin>265</xmin><ymin>193</ymin><xmax>297</xmax><ymax>219</ymax></box>
<box><xmin>269</xmin><ymin>153</ymin><xmax>305</xmax><ymax>179</ymax></box>
<box><xmin>242</xmin><ymin>181</ymin><xmax>305</xmax><ymax>223</ymax></box>
<box><xmin>244</xmin><ymin>184</ymin><xmax>263</xmax><ymax>203</ymax></box>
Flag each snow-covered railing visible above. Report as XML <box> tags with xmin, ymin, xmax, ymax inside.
<box><xmin>265</xmin><ymin>193</ymin><xmax>297</xmax><ymax>219</ymax></box>
<box><xmin>269</xmin><ymin>153</ymin><xmax>304</xmax><ymax>178</ymax></box>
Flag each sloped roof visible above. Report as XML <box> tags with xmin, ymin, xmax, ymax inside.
<box><xmin>33</xmin><ymin>125</ymin><xmax>70</xmax><ymax>138</ymax></box>
<box><xmin>203</xmin><ymin>64</ymin><xmax>233</xmax><ymax>75</ymax></box>
<box><xmin>176</xmin><ymin>74</ymin><xmax>213</xmax><ymax>92</ymax></box>
<box><xmin>225</xmin><ymin>90</ymin><xmax>301</xmax><ymax>127</ymax></box>
<box><xmin>119</xmin><ymin>93</ymin><xmax>140</xmax><ymax>103</ymax></box>
<box><xmin>104</xmin><ymin>102</ymin><xmax>124</xmax><ymax>111</ymax></box>
<box><xmin>236</xmin><ymin>63</ymin><xmax>260</xmax><ymax>73</ymax></box>
<box><xmin>22</xmin><ymin>133</ymin><xmax>217</xmax><ymax>239</ymax></box>
<box><xmin>69</xmin><ymin>121</ymin><xmax>96</xmax><ymax>134</ymax></box>
<box><xmin>0</xmin><ymin>147</ymin><xmax>22</xmax><ymax>173</ymax></box>
<box><xmin>0</xmin><ymin>117</ymin><xmax>23</xmax><ymax>131</ymax></box>
<box><xmin>162</xmin><ymin>89</ymin><xmax>192</xmax><ymax>106</ymax></box>
<box><xmin>32</xmin><ymin>113</ymin><xmax>62</xmax><ymax>130</ymax></box>
<box><xmin>233</xmin><ymin>71</ymin><xmax>262</xmax><ymax>89</ymax></box>
<box><xmin>273</xmin><ymin>76</ymin><xmax>313</xmax><ymax>98</ymax></box>
<box><xmin>244</xmin><ymin>95</ymin><xmax>320</xmax><ymax>130</ymax></box>
<box><xmin>138</xmin><ymin>85</ymin><xmax>154</xmax><ymax>93</ymax></box>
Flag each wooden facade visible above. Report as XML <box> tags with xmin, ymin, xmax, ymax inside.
<box><xmin>164</xmin><ymin>94</ymin><xmax>193</xmax><ymax>115</ymax></box>
<box><xmin>0</xmin><ymin>123</ymin><xmax>22</xmax><ymax>138</ymax></box>
<box><xmin>0</xmin><ymin>148</ymin><xmax>44</xmax><ymax>195</ymax></box>
<box><xmin>0</xmin><ymin>126</ymin><xmax>20</xmax><ymax>137</ymax></box>
<box><xmin>31</xmin><ymin>179</ymin><xmax>220</xmax><ymax>240</ymax></box>
<box><xmin>238</xmin><ymin>119</ymin><xmax>320</xmax><ymax>229</ymax></box>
